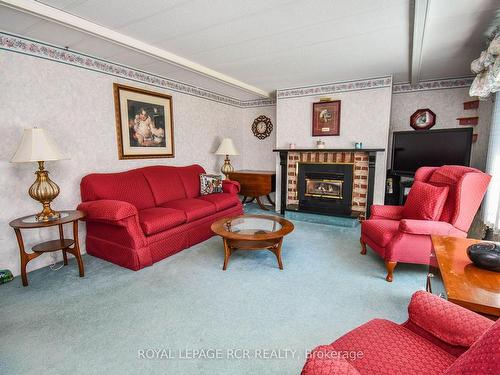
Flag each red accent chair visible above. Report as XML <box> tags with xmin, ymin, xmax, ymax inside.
<box><xmin>302</xmin><ymin>291</ymin><xmax>499</xmax><ymax>375</ymax></box>
<box><xmin>360</xmin><ymin>165</ymin><xmax>491</xmax><ymax>281</ymax></box>
<box><xmin>77</xmin><ymin>165</ymin><xmax>242</xmax><ymax>270</ymax></box>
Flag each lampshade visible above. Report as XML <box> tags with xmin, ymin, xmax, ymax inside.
<box><xmin>11</xmin><ymin>128</ymin><xmax>67</xmax><ymax>163</ymax></box>
<box><xmin>215</xmin><ymin>138</ymin><xmax>239</xmax><ymax>156</ymax></box>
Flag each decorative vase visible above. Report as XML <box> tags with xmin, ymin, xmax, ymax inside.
<box><xmin>466</xmin><ymin>242</ymin><xmax>500</xmax><ymax>272</ymax></box>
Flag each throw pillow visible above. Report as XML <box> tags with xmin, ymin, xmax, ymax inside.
<box><xmin>402</xmin><ymin>181</ymin><xmax>449</xmax><ymax>221</ymax></box>
<box><xmin>200</xmin><ymin>174</ymin><xmax>223</xmax><ymax>195</ymax></box>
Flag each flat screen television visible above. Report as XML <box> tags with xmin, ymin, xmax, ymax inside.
<box><xmin>391</xmin><ymin>128</ymin><xmax>473</xmax><ymax>175</ymax></box>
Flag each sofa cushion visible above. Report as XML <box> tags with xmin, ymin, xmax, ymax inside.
<box><xmin>138</xmin><ymin>207</ymin><xmax>187</xmax><ymax>236</ymax></box>
<box><xmin>200</xmin><ymin>174</ymin><xmax>223</xmax><ymax>195</ymax></box>
<box><xmin>176</xmin><ymin>165</ymin><xmax>205</xmax><ymax>198</ymax></box>
<box><xmin>331</xmin><ymin>319</ymin><xmax>456</xmax><ymax>375</ymax></box>
<box><xmin>141</xmin><ymin>166</ymin><xmax>186</xmax><ymax>205</ymax></box>
<box><xmin>444</xmin><ymin>320</ymin><xmax>500</xmax><ymax>375</ymax></box>
<box><xmin>81</xmin><ymin>169</ymin><xmax>156</xmax><ymax>210</ymax></box>
<box><xmin>361</xmin><ymin>219</ymin><xmax>400</xmax><ymax>247</ymax></box>
<box><xmin>402</xmin><ymin>181</ymin><xmax>449</xmax><ymax>221</ymax></box>
<box><xmin>161</xmin><ymin>198</ymin><xmax>216</xmax><ymax>222</ymax></box>
<box><xmin>197</xmin><ymin>193</ymin><xmax>240</xmax><ymax>211</ymax></box>
<box><xmin>408</xmin><ymin>290</ymin><xmax>494</xmax><ymax>348</ymax></box>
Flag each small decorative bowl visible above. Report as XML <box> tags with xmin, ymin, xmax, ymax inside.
<box><xmin>466</xmin><ymin>242</ymin><xmax>500</xmax><ymax>272</ymax></box>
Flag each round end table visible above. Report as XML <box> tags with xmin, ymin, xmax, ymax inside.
<box><xmin>9</xmin><ymin>210</ymin><xmax>86</xmax><ymax>286</ymax></box>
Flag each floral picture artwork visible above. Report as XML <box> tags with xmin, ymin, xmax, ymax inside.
<box><xmin>113</xmin><ymin>83</ymin><xmax>174</xmax><ymax>159</ymax></box>
<box><xmin>312</xmin><ymin>100</ymin><xmax>341</xmax><ymax>136</ymax></box>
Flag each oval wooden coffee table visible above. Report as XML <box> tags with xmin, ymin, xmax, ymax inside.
<box><xmin>211</xmin><ymin>214</ymin><xmax>294</xmax><ymax>270</ymax></box>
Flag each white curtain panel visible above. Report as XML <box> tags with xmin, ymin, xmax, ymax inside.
<box><xmin>470</xmin><ymin>32</ymin><xmax>500</xmax><ymax>99</ymax></box>
<box><xmin>483</xmin><ymin>93</ymin><xmax>500</xmax><ymax>233</ymax></box>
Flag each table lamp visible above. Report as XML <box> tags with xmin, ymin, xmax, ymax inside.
<box><xmin>11</xmin><ymin>128</ymin><xmax>67</xmax><ymax>222</ymax></box>
<box><xmin>215</xmin><ymin>138</ymin><xmax>239</xmax><ymax>179</ymax></box>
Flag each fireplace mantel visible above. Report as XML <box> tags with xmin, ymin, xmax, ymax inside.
<box><xmin>273</xmin><ymin>149</ymin><xmax>385</xmax><ymax>218</ymax></box>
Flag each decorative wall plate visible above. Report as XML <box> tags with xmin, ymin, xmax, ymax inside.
<box><xmin>410</xmin><ymin>108</ymin><xmax>436</xmax><ymax>130</ymax></box>
<box><xmin>252</xmin><ymin>115</ymin><xmax>273</xmax><ymax>139</ymax></box>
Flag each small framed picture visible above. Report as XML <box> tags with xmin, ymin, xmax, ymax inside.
<box><xmin>113</xmin><ymin>83</ymin><xmax>174</xmax><ymax>159</ymax></box>
<box><xmin>312</xmin><ymin>100</ymin><xmax>341</xmax><ymax>136</ymax></box>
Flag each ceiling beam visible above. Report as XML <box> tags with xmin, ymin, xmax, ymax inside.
<box><xmin>0</xmin><ymin>0</ymin><xmax>270</xmax><ymax>98</ymax></box>
<box><xmin>410</xmin><ymin>0</ymin><xmax>430</xmax><ymax>85</ymax></box>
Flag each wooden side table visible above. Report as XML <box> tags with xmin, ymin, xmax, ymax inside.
<box><xmin>9</xmin><ymin>210</ymin><xmax>86</xmax><ymax>286</ymax></box>
<box><xmin>428</xmin><ymin>236</ymin><xmax>500</xmax><ymax>318</ymax></box>
<box><xmin>227</xmin><ymin>170</ymin><xmax>276</xmax><ymax>211</ymax></box>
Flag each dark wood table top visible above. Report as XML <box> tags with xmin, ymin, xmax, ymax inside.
<box><xmin>9</xmin><ymin>210</ymin><xmax>86</xmax><ymax>229</ymax></box>
<box><xmin>230</xmin><ymin>170</ymin><xmax>276</xmax><ymax>175</ymax></box>
<box><xmin>431</xmin><ymin>236</ymin><xmax>500</xmax><ymax>317</ymax></box>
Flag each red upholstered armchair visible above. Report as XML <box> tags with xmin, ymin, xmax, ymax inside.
<box><xmin>360</xmin><ymin>165</ymin><xmax>491</xmax><ymax>281</ymax></box>
<box><xmin>302</xmin><ymin>291</ymin><xmax>499</xmax><ymax>375</ymax></box>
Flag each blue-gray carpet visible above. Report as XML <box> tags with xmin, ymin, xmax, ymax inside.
<box><xmin>0</xmin><ymin>204</ymin><xmax>427</xmax><ymax>374</ymax></box>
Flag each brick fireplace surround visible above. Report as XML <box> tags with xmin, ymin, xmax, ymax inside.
<box><xmin>274</xmin><ymin>149</ymin><xmax>384</xmax><ymax>218</ymax></box>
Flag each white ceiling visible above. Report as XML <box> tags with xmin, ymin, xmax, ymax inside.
<box><xmin>0</xmin><ymin>0</ymin><xmax>498</xmax><ymax>100</ymax></box>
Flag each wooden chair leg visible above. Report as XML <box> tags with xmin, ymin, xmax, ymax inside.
<box><xmin>256</xmin><ymin>196</ymin><xmax>269</xmax><ymax>211</ymax></box>
<box><xmin>266</xmin><ymin>194</ymin><xmax>275</xmax><ymax>206</ymax></box>
<box><xmin>385</xmin><ymin>261</ymin><xmax>397</xmax><ymax>282</ymax></box>
<box><xmin>360</xmin><ymin>238</ymin><xmax>367</xmax><ymax>255</ymax></box>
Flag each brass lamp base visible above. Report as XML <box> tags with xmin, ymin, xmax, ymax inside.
<box><xmin>29</xmin><ymin>161</ymin><xmax>60</xmax><ymax>222</ymax></box>
<box><xmin>220</xmin><ymin>155</ymin><xmax>234</xmax><ymax>179</ymax></box>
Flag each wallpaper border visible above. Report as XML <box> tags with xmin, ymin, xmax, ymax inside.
<box><xmin>392</xmin><ymin>77</ymin><xmax>474</xmax><ymax>93</ymax></box>
<box><xmin>0</xmin><ymin>32</ymin><xmax>275</xmax><ymax>108</ymax></box>
<box><xmin>276</xmin><ymin>76</ymin><xmax>393</xmax><ymax>99</ymax></box>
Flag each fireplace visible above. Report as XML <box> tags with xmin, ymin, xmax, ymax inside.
<box><xmin>297</xmin><ymin>163</ymin><xmax>353</xmax><ymax>215</ymax></box>
<box><xmin>305</xmin><ymin>178</ymin><xmax>343</xmax><ymax>199</ymax></box>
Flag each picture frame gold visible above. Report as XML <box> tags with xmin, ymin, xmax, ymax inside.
<box><xmin>113</xmin><ymin>83</ymin><xmax>174</xmax><ymax>160</ymax></box>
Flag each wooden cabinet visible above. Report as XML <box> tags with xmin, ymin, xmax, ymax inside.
<box><xmin>227</xmin><ymin>170</ymin><xmax>276</xmax><ymax>211</ymax></box>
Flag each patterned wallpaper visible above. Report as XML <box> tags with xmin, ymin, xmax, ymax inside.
<box><xmin>0</xmin><ymin>32</ymin><xmax>275</xmax><ymax>108</ymax></box>
<box><xmin>0</xmin><ymin>50</ymin><xmax>275</xmax><ymax>277</ymax></box>
<box><xmin>277</xmin><ymin>76</ymin><xmax>392</xmax><ymax>98</ymax></box>
<box><xmin>392</xmin><ymin>77</ymin><xmax>474</xmax><ymax>93</ymax></box>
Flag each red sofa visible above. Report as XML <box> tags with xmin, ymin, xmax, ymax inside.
<box><xmin>360</xmin><ymin>165</ymin><xmax>491</xmax><ymax>281</ymax></box>
<box><xmin>302</xmin><ymin>291</ymin><xmax>499</xmax><ymax>375</ymax></box>
<box><xmin>77</xmin><ymin>165</ymin><xmax>243</xmax><ymax>270</ymax></box>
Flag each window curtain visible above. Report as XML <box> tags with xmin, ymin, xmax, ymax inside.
<box><xmin>483</xmin><ymin>94</ymin><xmax>500</xmax><ymax>234</ymax></box>
<box><xmin>471</xmin><ymin>30</ymin><xmax>500</xmax><ymax>234</ymax></box>
<box><xmin>469</xmin><ymin>32</ymin><xmax>500</xmax><ymax>99</ymax></box>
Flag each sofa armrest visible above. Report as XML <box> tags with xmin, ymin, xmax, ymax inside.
<box><xmin>408</xmin><ymin>291</ymin><xmax>494</xmax><ymax>347</ymax></box>
<box><xmin>223</xmin><ymin>180</ymin><xmax>241</xmax><ymax>194</ymax></box>
<box><xmin>302</xmin><ymin>345</ymin><xmax>361</xmax><ymax>375</ymax></box>
<box><xmin>399</xmin><ymin>219</ymin><xmax>464</xmax><ymax>236</ymax></box>
<box><xmin>370</xmin><ymin>205</ymin><xmax>403</xmax><ymax>220</ymax></box>
<box><xmin>77</xmin><ymin>200</ymin><xmax>138</xmax><ymax>223</ymax></box>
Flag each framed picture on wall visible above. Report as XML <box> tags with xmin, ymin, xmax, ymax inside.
<box><xmin>410</xmin><ymin>108</ymin><xmax>436</xmax><ymax>130</ymax></box>
<box><xmin>312</xmin><ymin>100</ymin><xmax>341</xmax><ymax>136</ymax></box>
<box><xmin>113</xmin><ymin>83</ymin><xmax>174</xmax><ymax>159</ymax></box>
